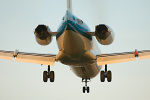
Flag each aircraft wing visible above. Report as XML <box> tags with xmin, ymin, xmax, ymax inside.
<box><xmin>0</xmin><ymin>50</ymin><xmax>56</xmax><ymax>65</ymax></box>
<box><xmin>96</xmin><ymin>50</ymin><xmax>150</xmax><ymax>66</ymax></box>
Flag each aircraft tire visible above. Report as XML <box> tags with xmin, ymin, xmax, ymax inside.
<box><xmin>83</xmin><ymin>87</ymin><xmax>86</xmax><ymax>93</ymax></box>
<box><xmin>100</xmin><ymin>71</ymin><xmax>105</xmax><ymax>82</ymax></box>
<box><xmin>50</xmin><ymin>71</ymin><xmax>55</xmax><ymax>82</ymax></box>
<box><xmin>107</xmin><ymin>71</ymin><xmax>112</xmax><ymax>82</ymax></box>
<box><xmin>43</xmin><ymin>71</ymin><xmax>48</xmax><ymax>82</ymax></box>
<box><xmin>87</xmin><ymin>87</ymin><xmax>90</xmax><ymax>93</ymax></box>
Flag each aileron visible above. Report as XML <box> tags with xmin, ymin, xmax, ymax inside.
<box><xmin>0</xmin><ymin>50</ymin><xmax>14</xmax><ymax>60</ymax></box>
<box><xmin>138</xmin><ymin>50</ymin><xmax>150</xmax><ymax>60</ymax></box>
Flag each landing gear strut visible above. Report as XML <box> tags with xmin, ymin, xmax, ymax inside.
<box><xmin>82</xmin><ymin>79</ymin><xmax>90</xmax><ymax>93</ymax></box>
<box><xmin>43</xmin><ymin>65</ymin><xmax>55</xmax><ymax>82</ymax></box>
<box><xmin>100</xmin><ymin>65</ymin><xmax>112</xmax><ymax>82</ymax></box>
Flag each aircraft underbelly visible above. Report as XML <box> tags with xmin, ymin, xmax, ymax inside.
<box><xmin>70</xmin><ymin>64</ymin><xmax>102</xmax><ymax>79</ymax></box>
<box><xmin>56</xmin><ymin>30</ymin><xmax>96</xmax><ymax>64</ymax></box>
<box><xmin>56</xmin><ymin>30</ymin><xmax>101</xmax><ymax>78</ymax></box>
<box><xmin>57</xmin><ymin>30</ymin><xmax>90</xmax><ymax>57</ymax></box>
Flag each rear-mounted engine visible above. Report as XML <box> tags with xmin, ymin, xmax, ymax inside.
<box><xmin>34</xmin><ymin>25</ymin><xmax>52</xmax><ymax>45</ymax></box>
<box><xmin>95</xmin><ymin>24</ymin><xmax>114</xmax><ymax>45</ymax></box>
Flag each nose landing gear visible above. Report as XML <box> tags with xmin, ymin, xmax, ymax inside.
<box><xmin>82</xmin><ymin>78</ymin><xmax>90</xmax><ymax>93</ymax></box>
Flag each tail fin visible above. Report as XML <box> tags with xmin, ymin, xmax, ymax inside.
<box><xmin>67</xmin><ymin>0</ymin><xmax>72</xmax><ymax>13</ymax></box>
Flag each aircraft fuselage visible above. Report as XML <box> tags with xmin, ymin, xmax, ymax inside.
<box><xmin>56</xmin><ymin>11</ymin><xmax>102</xmax><ymax>79</ymax></box>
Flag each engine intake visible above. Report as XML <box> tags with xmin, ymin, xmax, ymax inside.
<box><xmin>34</xmin><ymin>25</ymin><xmax>52</xmax><ymax>45</ymax></box>
<box><xmin>95</xmin><ymin>24</ymin><xmax>114</xmax><ymax>45</ymax></box>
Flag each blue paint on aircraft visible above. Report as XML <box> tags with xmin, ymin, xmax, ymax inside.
<box><xmin>56</xmin><ymin>11</ymin><xmax>92</xmax><ymax>40</ymax></box>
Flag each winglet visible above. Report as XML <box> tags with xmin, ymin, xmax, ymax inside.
<box><xmin>67</xmin><ymin>0</ymin><xmax>72</xmax><ymax>13</ymax></box>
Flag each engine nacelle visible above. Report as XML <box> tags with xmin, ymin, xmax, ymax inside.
<box><xmin>34</xmin><ymin>25</ymin><xmax>52</xmax><ymax>45</ymax></box>
<box><xmin>95</xmin><ymin>24</ymin><xmax>114</xmax><ymax>45</ymax></box>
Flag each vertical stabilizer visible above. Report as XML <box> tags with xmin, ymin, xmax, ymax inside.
<box><xmin>67</xmin><ymin>0</ymin><xmax>72</xmax><ymax>13</ymax></box>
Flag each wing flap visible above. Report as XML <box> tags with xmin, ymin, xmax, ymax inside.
<box><xmin>97</xmin><ymin>52</ymin><xmax>135</xmax><ymax>66</ymax></box>
<box><xmin>16</xmin><ymin>53</ymin><xmax>56</xmax><ymax>65</ymax></box>
<box><xmin>0</xmin><ymin>50</ymin><xmax>56</xmax><ymax>65</ymax></box>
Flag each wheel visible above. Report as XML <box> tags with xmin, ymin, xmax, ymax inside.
<box><xmin>100</xmin><ymin>71</ymin><xmax>105</xmax><ymax>82</ymax></box>
<box><xmin>107</xmin><ymin>71</ymin><xmax>112</xmax><ymax>82</ymax></box>
<box><xmin>83</xmin><ymin>87</ymin><xmax>86</xmax><ymax>93</ymax></box>
<box><xmin>87</xmin><ymin>87</ymin><xmax>90</xmax><ymax>93</ymax></box>
<box><xmin>43</xmin><ymin>71</ymin><xmax>48</xmax><ymax>82</ymax></box>
<box><xmin>50</xmin><ymin>71</ymin><xmax>55</xmax><ymax>82</ymax></box>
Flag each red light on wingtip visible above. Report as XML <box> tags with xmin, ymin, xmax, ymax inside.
<box><xmin>134</xmin><ymin>49</ymin><xmax>138</xmax><ymax>57</ymax></box>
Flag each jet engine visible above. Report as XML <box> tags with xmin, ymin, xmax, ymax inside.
<box><xmin>34</xmin><ymin>25</ymin><xmax>52</xmax><ymax>45</ymax></box>
<box><xmin>95</xmin><ymin>24</ymin><xmax>114</xmax><ymax>45</ymax></box>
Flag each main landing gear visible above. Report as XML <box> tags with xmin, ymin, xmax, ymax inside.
<box><xmin>82</xmin><ymin>79</ymin><xmax>90</xmax><ymax>93</ymax></box>
<box><xmin>100</xmin><ymin>65</ymin><xmax>112</xmax><ymax>82</ymax></box>
<box><xmin>43</xmin><ymin>65</ymin><xmax>55</xmax><ymax>82</ymax></box>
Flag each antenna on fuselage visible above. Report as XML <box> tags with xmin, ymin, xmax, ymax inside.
<box><xmin>67</xmin><ymin>0</ymin><xmax>72</xmax><ymax>13</ymax></box>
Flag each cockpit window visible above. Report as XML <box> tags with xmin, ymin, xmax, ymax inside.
<box><xmin>77</xmin><ymin>19</ymin><xmax>83</xmax><ymax>25</ymax></box>
<box><xmin>62</xmin><ymin>17</ymin><xmax>65</xmax><ymax>20</ymax></box>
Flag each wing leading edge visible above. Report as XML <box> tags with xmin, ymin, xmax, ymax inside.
<box><xmin>97</xmin><ymin>50</ymin><xmax>150</xmax><ymax>66</ymax></box>
<box><xmin>0</xmin><ymin>50</ymin><xmax>56</xmax><ymax>65</ymax></box>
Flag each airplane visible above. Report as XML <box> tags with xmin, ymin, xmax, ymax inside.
<box><xmin>0</xmin><ymin>0</ymin><xmax>150</xmax><ymax>93</ymax></box>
